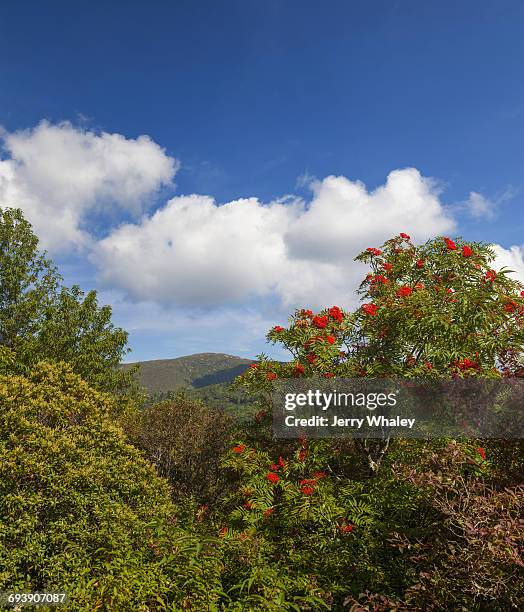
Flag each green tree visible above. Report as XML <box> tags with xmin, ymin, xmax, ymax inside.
<box><xmin>236</xmin><ymin>234</ymin><xmax>524</xmax><ymax>470</ymax></box>
<box><xmin>219</xmin><ymin>234</ymin><xmax>524</xmax><ymax>609</ymax></box>
<box><xmin>0</xmin><ymin>207</ymin><xmax>133</xmax><ymax>394</ymax></box>
<box><xmin>0</xmin><ymin>207</ymin><xmax>58</xmax><ymax>348</ymax></box>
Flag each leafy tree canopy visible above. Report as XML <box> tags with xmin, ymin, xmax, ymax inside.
<box><xmin>0</xmin><ymin>207</ymin><xmax>134</xmax><ymax>395</ymax></box>
<box><xmin>237</xmin><ymin>233</ymin><xmax>524</xmax><ymax>391</ymax></box>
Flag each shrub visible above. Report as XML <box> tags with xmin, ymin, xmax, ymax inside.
<box><xmin>126</xmin><ymin>392</ymin><xmax>234</xmax><ymax>503</ymax></box>
<box><xmin>392</xmin><ymin>441</ymin><xmax>524</xmax><ymax>609</ymax></box>
<box><xmin>0</xmin><ymin>360</ymin><xmax>222</xmax><ymax>610</ymax></box>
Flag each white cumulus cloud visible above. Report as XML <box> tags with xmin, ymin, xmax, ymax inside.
<box><xmin>93</xmin><ymin>167</ymin><xmax>456</xmax><ymax>309</ymax></box>
<box><xmin>492</xmin><ymin>244</ymin><xmax>524</xmax><ymax>283</ymax></box>
<box><xmin>285</xmin><ymin>168</ymin><xmax>455</xmax><ymax>262</ymax></box>
<box><xmin>94</xmin><ymin>194</ymin><xmax>304</xmax><ymax>306</ymax></box>
<box><xmin>0</xmin><ymin>121</ymin><xmax>178</xmax><ymax>251</ymax></box>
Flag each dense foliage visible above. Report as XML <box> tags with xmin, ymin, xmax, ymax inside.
<box><xmin>0</xmin><ymin>356</ymin><xmax>222</xmax><ymax>610</ymax></box>
<box><xmin>0</xmin><ymin>225</ymin><xmax>522</xmax><ymax>610</ymax></box>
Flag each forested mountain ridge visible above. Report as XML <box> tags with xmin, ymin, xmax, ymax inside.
<box><xmin>120</xmin><ymin>352</ymin><xmax>253</xmax><ymax>394</ymax></box>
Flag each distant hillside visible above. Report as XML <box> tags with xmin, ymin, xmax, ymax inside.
<box><xmin>120</xmin><ymin>352</ymin><xmax>254</xmax><ymax>395</ymax></box>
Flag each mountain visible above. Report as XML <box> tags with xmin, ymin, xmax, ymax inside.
<box><xmin>120</xmin><ymin>352</ymin><xmax>254</xmax><ymax>395</ymax></box>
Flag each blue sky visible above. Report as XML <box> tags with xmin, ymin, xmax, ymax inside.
<box><xmin>1</xmin><ymin>1</ymin><xmax>524</xmax><ymax>361</ymax></box>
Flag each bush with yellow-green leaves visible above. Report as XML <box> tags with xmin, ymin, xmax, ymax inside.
<box><xmin>0</xmin><ymin>354</ymin><xmax>222</xmax><ymax>611</ymax></box>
